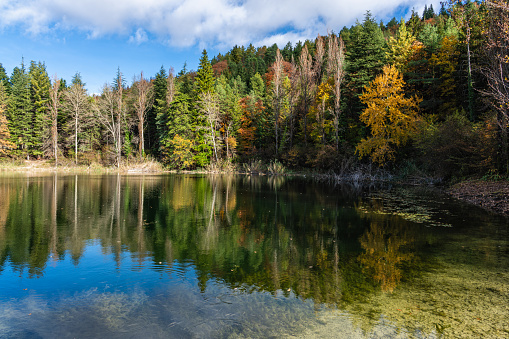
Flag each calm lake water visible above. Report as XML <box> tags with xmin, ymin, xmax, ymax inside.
<box><xmin>0</xmin><ymin>174</ymin><xmax>507</xmax><ymax>338</ymax></box>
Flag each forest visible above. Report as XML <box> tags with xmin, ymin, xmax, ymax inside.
<box><xmin>0</xmin><ymin>1</ymin><xmax>508</xmax><ymax>181</ymax></box>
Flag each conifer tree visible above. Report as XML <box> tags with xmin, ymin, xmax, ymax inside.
<box><xmin>29</xmin><ymin>61</ymin><xmax>51</xmax><ymax>157</ymax></box>
<box><xmin>150</xmin><ymin>66</ymin><xmax>168</xmax><ymax>154</ymax></box>
<box><xmin>346</xmin><ymin>12</ymin><xmax>387</xmax><ymax>114</ymax></box>
<box><xmin>7</xmin><ymin>61</ymin><xmax>33</xmax><ymax>157</ymax></box>
<box><xmin>0</xmin><ymin>64</ymin><xmax>10</xmax><ymax>93</ymax></box>
<box><xmin>0</xmin><ymin>82</ymin><xmax>15</xmax><ymax>154</ymax></box>
<box><xmin>194</xmin><ymin>50</ymin><xmax>215</xmax><ymax>165</ymax></box>
<box><xmin>195</xmin><ymin>50</ymin><xmax>215</xmax><ymax>95</ymax></box>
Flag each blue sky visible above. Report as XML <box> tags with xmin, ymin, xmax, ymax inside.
<box><xmin>0</xmin><ymin>0</ymin><xmax>441</xmax><ymax>94</ymax></box>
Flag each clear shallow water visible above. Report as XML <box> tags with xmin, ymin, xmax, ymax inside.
<box><xmin>0</xmin><ymin>174</ymin><xmax>507</xmax><ymax>338</ymax></box>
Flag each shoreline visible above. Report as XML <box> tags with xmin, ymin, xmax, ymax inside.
<box><xmin>3</xmin><ymin>159</ymin><xmax>509</xmax><ymax>217</ymax></box>
<box><xmin>448</xmin><ymin>179</ymin><xmax>509</xmax><ymax>216</ymax></box>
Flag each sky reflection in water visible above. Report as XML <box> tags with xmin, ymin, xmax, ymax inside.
<box><xmin>0</xmin><ymin>174</ymin><xmax>507</xmax><ymax>338</ymax></box>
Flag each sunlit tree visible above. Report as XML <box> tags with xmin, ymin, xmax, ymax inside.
<box><xmin>356</xmin><ymin>65</ymin><xmax>422</xmax><ymax>166</ymax></box>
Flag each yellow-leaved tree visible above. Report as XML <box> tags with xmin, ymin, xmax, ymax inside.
<box><xmin>356</xmin><ymin>65</ymin><xmax>422</xmax><ymax>166</ymax></box>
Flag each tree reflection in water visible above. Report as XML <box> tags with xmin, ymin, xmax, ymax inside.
<box><xmin>358</xmin><ymin>219</ymin><xmax>414</xmax><ymax>292</ymax></box>
<box><xmin>0</xmin><ymin>174</ymin><xmax>507</xmax><ymax>337</ymax></box>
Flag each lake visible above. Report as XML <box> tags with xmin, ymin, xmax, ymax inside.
<box><xmin>0</xmin><ymin>174</ymin><xmax>507</xmax><ymax>338</ymax></box>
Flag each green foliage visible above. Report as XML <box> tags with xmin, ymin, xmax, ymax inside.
<box><xmin>415</xmin><ymin>111</ymin><xmax>498</xmax><ymax>179</ymax></box>
<box><xmin>29</xmin><ymin>61</ymin><xmax>51</xmax><ymax>156</ymax></box>
<box><xmin>7</xmin><ymin>61</ymin><xmax>33</xmax><ymax>157</ymax></box>
<box><xmin>195</xmin><ymin>49</ymin><xmax>215</xmax><ymax>95</ymax></box>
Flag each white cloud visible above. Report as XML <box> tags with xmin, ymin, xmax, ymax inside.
<box><xmin>128</xmin><ymin>28</ymin><xmax>148</xmax><ymax>44</ymax></box>
<box><xmin>0</xmin><ymin>0</ymin><xmax>442</xmax><ymax>48</ymax></box>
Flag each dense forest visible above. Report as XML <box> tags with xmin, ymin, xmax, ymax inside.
<box><xmin>0</xmin><ymin>1</ymin><xmax>508</xmax><ymax>180</ymax></box>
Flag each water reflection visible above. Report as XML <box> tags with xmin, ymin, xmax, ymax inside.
<box><xmin>358</xmin><ymin>219</ymin><xmax>415</xmax><ymax>293</ymax></box>
<box><xmin>0</xmin><ymin>174</ymin><xmax>507</xmax><ymax>337</ymax></box>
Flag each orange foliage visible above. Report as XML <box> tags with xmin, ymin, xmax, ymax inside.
<box><xmin>212</xmin><ymin>60</ymin><xmax>228</xmax><ymax>77</ymax></box>
<box><xmin>264</xmin><ymin>61</ymin><xmax>294</xmax><ymax>88</ymax></box>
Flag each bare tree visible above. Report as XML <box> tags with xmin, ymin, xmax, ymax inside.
<box><xmin>483</xmin><ymin>1</ymin><xmax>509</xmax><ymax>173</ymax></box>
<box><xmin>166</xmin><ymin>67</ymin><xmax>175</xmax><ymax>105</ymax></box>
<box><xmin>133</xmin><ymin>72</ymin><xmax>153</xmax><ymax>158</ymax></box>
<box><xmin>298</xmin><ymin>45</ymin><xmax>314</xmax><ymax>146</ymax></box>
<box><xmin>47</xmin><ymin>75</ymin><xmax>61</xmax><ymax>163</ymax></box>
<box><xmin>327</xmin><ymin>34</ymin><xmax>346</xmax><ymax>150</ymax></box>
<box><xmin>94</xmin><ymin>82</ymin><xmax>124</xmax><ymax>167</ymax></box>
<box><xmin>198</xmin><ymin>91</ymin><xmax>220</xmax><ymax>163</ymax></box>
<box><xmin>65</xmin><ymin>82</ymin><xmax>89</xmax><ymax>164</ymax></box>
<box><xmin>313</xmin><ymin>35</ymin><xmax>326</xmax><ymax>85</ymax></box>
<box><xmin>272</xmin><ymin>49</ymin><xmax>284</xmax><ymax>156</ymax></box>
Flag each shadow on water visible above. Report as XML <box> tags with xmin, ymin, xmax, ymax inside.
<box><xmin>0</xmin><ymin>174</ymin><xmax>507</xmax><ymax>338</ymax></box>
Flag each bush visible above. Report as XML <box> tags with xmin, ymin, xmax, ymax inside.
<box><xmin>414</xmin><ymin>111</ymin><xmax>497</xmax><ymax>180</ymax></box>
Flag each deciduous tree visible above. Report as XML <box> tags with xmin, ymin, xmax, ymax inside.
<box><xmin>132</xmin><ymin>72</ymin><xmax>153</xmax><ymax>158</ymax></box>
<box><xmin>356</xmin><ymin>65</ymin><xmax>422</xmax><ymax>165</ymax></box>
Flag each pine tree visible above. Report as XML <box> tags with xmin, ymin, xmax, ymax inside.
<box><xmin>7</xmin><ymin>61</ymin><xmax>33</xmax><ymax>157</ymax></box>
<box><xmin>29</xmin><ymin>61</ymin><xmax>51</xmax><ymax>157</ymax></box>
<box><xmin>150</xmin><ymin>66</ymin><xmax>168</xmax><ymax>155</ymax></box>
<box><xmin>194</xmin><ymin>50</ymin><xmax>216</xmax><ymax>166</ymax></box>
<box><xmin>346</xmin><ymin>12</ymin><xmax>387</xmax><ymax>114</ymax></box>
<box><xmin>0</xmin><ymin>64</ymin><xmax>10</xmax><ymax>93</ymax></box>
<box><xmin>195</xmin><ymin>49</ymin><xmax>215</xmax><ymax>95</ymax></box>
<box><xmin>0</xmin><ymin>82</ymin><xmax>15</xmax><ymax>154</ymax></box>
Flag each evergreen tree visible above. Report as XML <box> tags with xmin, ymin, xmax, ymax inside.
<box><xmin>29</xmin><ymin>61</ymin><xmax>51</xmax><ymax>156</ymax></box>
<box><xmin>0</xmin><ymin>63</ymin><xmax>10</xmax><ymax>93</ymax></box>
<box><xmin>195</xmin><ymin>50</ymin><xmax>215</xmax><ymax>95</ymax></box>
<box><xmin>194</xmin><ymin>50</ymin><xmax>216</xmax><ymax>166</ymax></box>
<box><xmin>7</xmin><ymin>61</ymin><xmax>33</xmax><ymax>157</ymax></box>
<box><xmin>150</xmin><ymin>66</ymin><xmax>167</xmax><ymax>154</ymax></box>
<box><xmin>159</xmin><ymin>93</ymin><xmax>194</xmax><ymax>168</ymax></box>
<box><xmin>0</xmin><ymin>82</ymin><xmax>15</xmax><ymax>154</ymax></box>
<box><xmin>346</xmin><ymin>12</ymin><xmax>387</xmax><ymax>115</ymax></box>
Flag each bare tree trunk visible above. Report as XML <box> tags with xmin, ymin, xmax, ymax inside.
<box><xmin>48</xmin><ymin>76</ymin><xmax>61</xmax><ymax>164</ymax></box>
<box><xmin>483</xmin><ymin>1</ymin><xmax>509</xmax><ymax>173</ymax></box>
<box><xmin>327</xmin><ymin>35</ymin><xmax>346</xmax><ymax>150</ymax></box>
<box><xmin>272</xmin><ymin>49</ymin><xmax>284</xmax><ymax>156</ymax></box>
<box><xmin>65</xmin><ymin>83</ymin><xmax>89</xmax><ymax>165</ymax></box>
<box><xmin>134</xmin><ymin>72</ymin><xmax>153</xmax><ymax>159</ymax></box>
<box><xmin>298</xmin><ymin>45</ymin><xmax>313</xmax><ymax>146</ymax></box>
<box><xmin>199</xmin><ymin>92</ymin><xmax>220</xmax><ymax>163</ymax></box>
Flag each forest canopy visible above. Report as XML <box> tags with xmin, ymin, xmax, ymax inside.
<box><xmin>0</xmin><ymin>1</ymin><xmax>507</xmax><ymax>180</ymax></box>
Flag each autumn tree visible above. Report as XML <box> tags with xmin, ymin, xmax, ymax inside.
<box><xmin>356</xmin><ymin>65</ymin><xmax>422</xmax><ymax>166</ymax></box>
<box><xmin>430</xmin><ymin>35</ymin><xmax>460</xmax><ymax>117</ymax></box>
<box><xmin>386</xmin><ymin>19</ymin><xmax>416</xmax><ymax>72</ymax></box>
